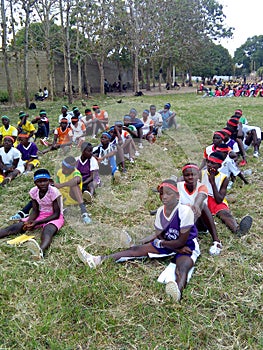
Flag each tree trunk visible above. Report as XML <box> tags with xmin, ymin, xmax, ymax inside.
<box><xmin>146</xmin><ymin>58</ymin><xmax>151</xmax><ymax>91</ymax></box>
<box><xmin>83</xmin><ymin>59</ymin><xmax>91</xmax><ymax>95</ymax></box>
<box><xmin>65</xmin><ymin>0</ymin><xmax>73</xmax><ymax>104</ymax></box>
<box><xmin>76</xmin><ymin>24</ymin><xmax>82</xmax><ymax>96</ymax></box>
<box><xmin>23</xmin><ymin>4</ymin><xmax>30</xmax><ymax>108</ymax></box>
<box><xmin>166</xmin><ymin>57</ymin><xmax>172</xmax><ymax>89</ymax></box>
<box><xmin>1</xmin><ymin>0</ymin><xmax>15</xmax><ymax>105</ymax></box>
<box><xmin>97</xmin><ymin>59</ymin><xmax>105</xmax><ymax>94</ymax></box>
<box><xmin>133</xmin><ymin>52</ymin><xmax>139</xmax><ymax>92</ymax></box>
<box><xmin>158</xmin><ymin>58</ymin><xmax>164</xmax><ymax>92</ymax></box>
<box><xmin>140</xmin><ymin>66</ymin><xmax>145</xmax><ymax>90</ymax></box>
<box><xmin>151</xmin><ymin>60</ymin><xmax>155</xmax><ymax>88</ymax></box>
<box><xmin>188</xmin><ymin>70</ymin><xmax>193</xmax><ymax>86</ymax></box>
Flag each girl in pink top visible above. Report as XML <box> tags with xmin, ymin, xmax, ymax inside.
<box><xmin>0</xmin><ymin>169</ymin><xmax>64</xmax><ymax>259</ymax></box>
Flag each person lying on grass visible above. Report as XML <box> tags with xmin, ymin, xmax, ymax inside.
<box><xmin>0</xmin><ymin>169</ymin><xmax>64</xmax><ymax>260</ymax></box>
<box><xmin>77</xmin><ymin>179</ymin><xmax>200</xmax><ymax>302</ymax></box>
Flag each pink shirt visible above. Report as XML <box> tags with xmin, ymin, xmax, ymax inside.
<box><xmin>29</xmin><ymin>185</ymin><xmax>63</xmax><ymax>213</ymax></box>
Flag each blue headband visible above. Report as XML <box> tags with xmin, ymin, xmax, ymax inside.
<box><xmin>62</xmin><ymin>160</ymin><xmax>75</xmax><ymax>169</ymax></box>
<box><xmin>34</xmin><ymin>173</ymin><xmax>51</xmax><ymax>181</ymax></box>
<box><xmin>101</xmin><ymin>132</ymin><xmax>111</xmax><ymax>139</ymax></box>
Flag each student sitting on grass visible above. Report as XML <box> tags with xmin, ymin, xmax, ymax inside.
<box><xmin>201</xmin><ymin>152</ymin><xmax>252</xmax><ymax>236</ymax></box>
<box><xmin>77</xmin><ymin>179</ymin><xmax>200</xmax><ymax>302</ymax></box>
<box><xmin>17</xmin><ymin>112</ymin><xmax>36</xmax><ymax>140</ymax></box>
<box><xmin>0</xmin><ymin>115</ymin><xmax>18</xmax><ymax>146</ymax></box>
<box><xmin>0</xmin><ymin>136</ymin><xmax>24</xmax><ymax>186</ymax></box>
<box><xmin>0</xmin><ymin>169</ymin><xmax>64</xmax><ymax>260</ymax></box>
<box><xmin>177</xmin><ymin>163</ymin><xmax>222</xmax><ymax>256</ymax></box>
<box><xmin>40</xmin><ymin>118</ymin><xmax>73</xmax><ymax>154</ymax></box>
<box><xmin>17</xmin><ymin>133</ymin><xmax>40</xmax><ymax>174</ymax></box>
<box><xmin>215</xmin><ymin>143</ymin><xmax>248</xmax><ymax>190</ymax></box>
<box><xmin>76</xmin><ymin>142</ymin><xmax>100</xmax><ymax>203</ymax></box>
<box><xmin>54</xmin><ymin>156</ymin><xmax>92</xmax><ymax>224</ymax></box>
<box><xmin>93</xmin><ymin>132</ymin><xmax>120</xmax><ymax>183</ymax></box>
<box><xmin>31</xmin><ymin>110</ymin><xmax>50</xmax><ymax>141</ymax></box>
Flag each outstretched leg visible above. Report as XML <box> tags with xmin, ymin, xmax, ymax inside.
<box><xmin>0</xmin><ymin>222</ymin><xmax>24</xmax><ymax>238</ymax></box>
<box><xmin>40</xmin><ymin>223</ymin><xmax>58</xmax><ymax>252</ymax></box>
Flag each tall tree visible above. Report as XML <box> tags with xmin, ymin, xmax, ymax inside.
<box><xmin>234</xmin><ymin>35</ymin><xmax>263</xmax><ymax>75</ymax></box>
<box><xmin>33</xmin><ymin>0</ymin><xmax>59</xmax><ymax>101</ymax></box>
<box><xmin>1</xmin><ymin>0</ymin><xmax>15</xmax><ymax>105</ymax></box>
<box><xmin>18</xmin><ymin>0</ymin><xmax>37</xmax><ymax>108</ymax></box>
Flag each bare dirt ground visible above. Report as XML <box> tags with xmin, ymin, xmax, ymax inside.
<box><xmin>106</xmin><ymin>85</ymin><xmax>197</xmax><ymax>98</ymax></box>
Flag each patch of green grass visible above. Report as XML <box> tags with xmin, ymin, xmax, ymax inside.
<box><xmin>0</xmin><ymin>92</ymin><xmax>262</xmax><ymax>349</ymax></box>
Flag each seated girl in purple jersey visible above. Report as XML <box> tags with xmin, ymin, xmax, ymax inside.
<box><xmin>17</xmin><ymin>133</ymin><xmax>40</xmax><ymax>173</ymax></box>
<box><xmin>77</xmin><ymin>179</ymin><xmax>200</xmax><ymax>302</ymax></box>
<box><xmin>76</xmin><ymin>142</ymin><xmax>100</xmax><ymax>203</ymax></box>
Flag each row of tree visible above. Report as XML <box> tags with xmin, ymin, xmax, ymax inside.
<box><xmin>0</xmin><ymin>0</ymin><xmax>237</xmax><ymax>106</ymax></box>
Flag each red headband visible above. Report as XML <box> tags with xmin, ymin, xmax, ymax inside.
<box><xmin>158</xmin><ymin>182</ymin><xmax>178</xmax><ymax>192</ymax></box>
<box><xmin>208</xmin><ymin>156</ymin><xmax>223</xmax><ymax>164</ymax></box>
<box><xmin>182</xmin><ymin>164</ymin><xmax>199</xmax><ymax>172</ymax></box>
<box><xmin>3</xmin><ymin>136</ymin><xmax>14</xmax><ymax>143</ymax></box>
<box><xmin>18</xmin><ymin>133</ymin><xmax>29</xmax><ymax>138</ymax></box>
<box><xmin>214</xmin><ymin>131</ymin><xmax>225</xmax><ymax>139</ymax></box>
<box><xmin>222</xmin><ymin>128</ymin><xmax>232</xmax><ymax>136</ymax></box>
<box><xmin>216</xmin><ymin>146</ymin><xmax>231</xmax><ymax>152</ymax></box>
<box><xmin>227</xmin><ymin>120</ymin><xmax>238</xmax><ymax>127</ymax></box>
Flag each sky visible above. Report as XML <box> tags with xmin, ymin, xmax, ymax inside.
<box><xmin>218</xmin><ymin>0</ymin><xmax>263</xmax><ymax>57</ymax></box>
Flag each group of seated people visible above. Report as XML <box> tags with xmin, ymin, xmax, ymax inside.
<box><xmin>0</xmin><ymin>105</ymin><xmax>259</xmax><ymax>303</ymax></box>
<box><xmin>200</xmin><ymin>82</ymin><xmax>263</xmax><ymax>98</ymax></box>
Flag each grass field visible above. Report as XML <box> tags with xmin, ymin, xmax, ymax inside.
<box><xmin>0</xmin><ymin>91</ymin><xmax>262</xmax><ymax>349</ymax></box>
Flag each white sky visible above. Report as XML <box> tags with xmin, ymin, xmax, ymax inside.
<box><xmin>218</xmin><ymin>0</ymin><xmax>263</xmax><ymax>56</ymax></box>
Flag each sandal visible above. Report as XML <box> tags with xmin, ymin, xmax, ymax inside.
<box><xmin>209</xmin><ymin>241</ymin><xmax>223</xmax><ymax>256</ymax></box>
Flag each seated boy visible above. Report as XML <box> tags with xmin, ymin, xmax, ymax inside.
<box><xmin>54</xmin><ymin>156</ymin><xmax>92</xmax><ymax>224</ymax></box>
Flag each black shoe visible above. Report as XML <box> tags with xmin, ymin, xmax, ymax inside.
<box><xmin>236</xmin><ymin>215</ymin><xmax>253</xmax><ymax>236</ymax></box>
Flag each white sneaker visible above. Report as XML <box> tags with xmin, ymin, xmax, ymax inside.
<box><xmin>40</xmin><ymin>138</ymin><xmax>49</xmax><ymax>147</ymax></box>
<box><xmin>135</xmin><ymin>151</ymin><xmax>140</xmax><ymax>157</ymax></box>
<box><xmin>113</xmin><ymin>170</ymin><xmax>121</xmax><ymax>184</ymax></box>
<box><xmin>253</xmin><ymin>151</ymin><xmax>259</xmax><ymax>158</ymax></box>
<box><xmin>227</xmin><ymin>180</ymin><xmax>233</xmax><ymax>190</ymax></box>
<box><xmin>77</xmin><ymin>245</ymin><xmax>101</xmax><ymax>268</ymax></box>
<box><xmin>129</xmin><ymin>158</ymin><xmax>134</xmax><ymax>164</ymax></box>
<box><xmin>209</xmin><ymin>241</ymin><xmax>223</xmax><ymax>256</ymax></box>
<box><xmin>82</xmin><ymin>212</ymin><xmax>92</xmax><ymax>224</ymax></box>
<box><xmin>82</xmin><ymin>190</ymin><xmax>92</xmax><ymax>203</ymax></box>
<box><xmin>26</xmin><ymin>239</ymin><xmax>44</xmax><ymax>260</ymax></box>
<box><xmin>165</xmin><ymin>281</ymin><xmax>181</xmax><ymax>302</ymax></box>
<box><xmin>138</xmin><ymin>143</ymin><xmax>143</xmax><ymax>149</ymax></box>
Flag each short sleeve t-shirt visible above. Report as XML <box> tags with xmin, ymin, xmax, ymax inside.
<box><xmin>17</xmin><ymin>142</ymin><xmax>38</xmax><ymax>161</ymax></box>
<box><xmin>76</xmin><ymin>156</ymin><xmax>99</xmax><ymax>182</ymax></box>
<box><xmin>177</xmin><ymin>181</ymin><xmax>208</xmax><ymax>206</ymax></box>
<box><xmin>0</xmin><ymin>125</ymin><xmax>18</xmax><ymax>138</ymax></box>
<box><xmin>155</xmin><ymin>204</ymin><xmax>197</xmax><ymax>243</ymax></box>
<box><xmin>0</xmin><ymin>146</ymin><xmax>21</xmax><ymax>166</ymax></box>
<box><xmin>29</xmin><ymin>185</ymin><xmax>63</xmax><ymax>213</ymax></box>
<box><xmin>18</xmin><ymin>120</ymin><xmax>35</xmax><ymax>134</ymax></box>
<box><xmin>71</xmin><ymin>121</ymin><xmax>86</xmax><ymax>141</ymax></box>
<box><xmin>54</xmin><ymin>127</ymin><xmax>73</xmax><ymax>145</ymax></box>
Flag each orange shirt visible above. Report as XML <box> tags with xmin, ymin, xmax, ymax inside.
<box><xmin>93</xmin><ymin>110</ymin><xmax>108</xmax><ymax>121</ymax></box>
<box><xmin>54</xmin><ymin>127</ymin><xmax>73</xmax><ymax>145</ymax></box>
